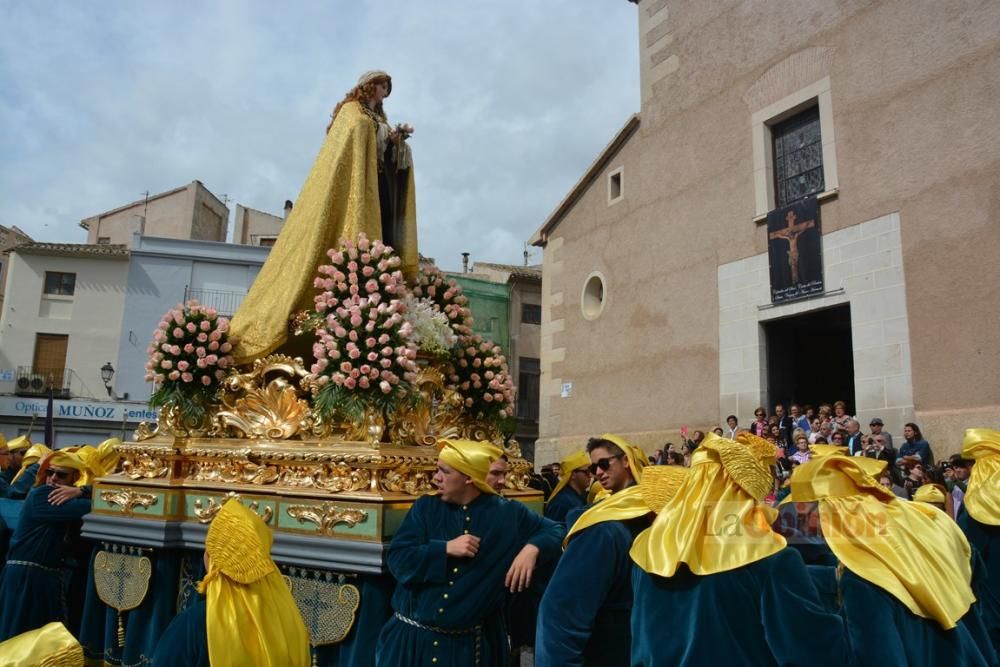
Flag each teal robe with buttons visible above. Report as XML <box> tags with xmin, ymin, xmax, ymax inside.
<box><xmin>376</xmin><ymin>493</ymin><xmax>564</xmax><ymax>667</ymax></box>
<box><xmin>631</xmin><ymin>548</ymin><xmax>849</xmax><ymax>666</ymax></box>
<box><xmin>0</xmin><ymin>484</ymin><xmax>91</xmax><ymax>640</ymax></box>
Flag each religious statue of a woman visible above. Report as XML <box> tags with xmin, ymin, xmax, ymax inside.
<box><xmin>229</xmin><ymin>70</ymin><xmax>418</xmax><ymax>365</ymax></box>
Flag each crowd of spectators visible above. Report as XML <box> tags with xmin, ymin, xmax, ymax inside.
<box><xmin>617</xmin><ymin>402</ymin><xmax>968</xmax><ymax>519</ymax></box>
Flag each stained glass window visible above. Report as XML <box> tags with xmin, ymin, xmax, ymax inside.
<box><xmin>772</xmin><ymin>106</ymin><xmax>824</xmax><ymax>208</ymax></box>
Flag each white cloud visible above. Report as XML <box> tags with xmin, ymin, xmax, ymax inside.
<box><xmin>0</xmin><ymin>0</ymin><xmax>639</xmax><ymax>271</ymax></box>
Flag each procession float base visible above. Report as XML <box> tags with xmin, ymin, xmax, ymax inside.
<box><xmin>78</xmin><ymin>355</ymin><xmax>540</xmax><ymax>667</ymax></box>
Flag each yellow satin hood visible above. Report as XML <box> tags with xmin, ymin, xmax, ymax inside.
<box><xmin>0</xmin><ymin>621</ymin><xmax>83</xmax><ymax>667</ymax></box>
<box><xmin>961</xmin><ymin>428</ymin><xmax>1000</xmax><ymax>526</ymax></box>
<box><xmin>630</xmin><ymin>433</ymin><xmax>785</xmax><ymax>577</ymax></box>
<box><xmin>437</xmin><ymin>439</ymin><xmax>501</xmax><ymax>496</ymax></box>
<box><xmin>198</xmin><ymin>500</ymin><xmax>311</xmax><ymax>667</ymax></box>
<box><xmin>786</xmin><ymin>452</ymin><xmax>974</xmax><ymax>629</ymax></box>
<box><xmin>566</xmin><ymin>465</ymin><xmax>687</xmax><ymax>546</ymax></box>
<box><xmin>7</xmin><ymin>435</ymin><xmax>31</xmax><ymax>452</ymax></box>
<box><xmin>599</xmin><ymin>433</ymin><xmax>647</xmax><ymax>483</ymax></box>
<box><xmin>547</xmin><ymin>450</ymin><xmax>591</xmax><ymax>504</ymax></box>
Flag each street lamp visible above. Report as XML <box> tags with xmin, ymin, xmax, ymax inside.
<box><xmin>101</xmin><ymin>362</ymin><xmax>115</xmax><ymax>397</ymax></box>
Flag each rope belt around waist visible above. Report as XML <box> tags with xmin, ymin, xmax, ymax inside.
<box><xmin>393</xmin><ymin>612</ymin><xmax>483</xmax><ymax>666</ymax></box>
<box><xmin>393</xmin><ymin>611</ymin><xmax>480</xmax><ymax>636</ymax></box>
<box><xmin>6</xmin><ymin>560</ymin><xmax>62</xmax><ymax>574</ymax></box>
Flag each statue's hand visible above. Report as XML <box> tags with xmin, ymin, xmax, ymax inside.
<box><xmin>394</xmin><ymin>123</ymin><xmax>414</xmax><ymax>139</ymax></box>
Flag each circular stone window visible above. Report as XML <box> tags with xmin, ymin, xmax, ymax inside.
<box><xmin>581</xmin><ymin>272</ymin><xmax>607</xmax><ymax>320</ymax></box>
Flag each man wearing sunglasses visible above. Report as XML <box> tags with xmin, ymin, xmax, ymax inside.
<box><xmin>588</xmin><ymin>436</ymin><xmax>644</xmax><ymax>495</ymax></box>
<box><xmin>377</xmin><ymin>439</ymin><xmax>564</xmax><ymax>667</ymax></box>
<box><xmin>536</xmin><ymin>434</ymin><xmax>652</xmax><ymax>667</ymax></box>
<box><xmin>0</xmin><ymin>450</ymin><xmax>93</xmax><ymax>641</ymax></box>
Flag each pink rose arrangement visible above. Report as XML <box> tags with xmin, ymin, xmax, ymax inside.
<box><xmin>447</xmin><ymin>334</ymin><xmax>516</xmax><ymax>422</ymax></box>
<box><xmin>410</xmin><ymin>266</ymin><xmax>474</xmax><ymax>338</ymax></box>
<box><xmin>145</xmin><ymin>300</ymin><xmax>234</xmax><ymax>419</ymax></box>
<box><xmin>307</xmin><ymin>233</ymin><xmax>419</xmax><ymax>421</ymax></box>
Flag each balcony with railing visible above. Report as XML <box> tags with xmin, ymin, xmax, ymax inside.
<box><xmin>183</xmin><ymin>287</ymin><xmax>247</xmax><ymax>318</ymax></box>
<box><xmin>14</xmin><ymin>366</ymin><xmax>74</xmax><ymax>398</ymax></box>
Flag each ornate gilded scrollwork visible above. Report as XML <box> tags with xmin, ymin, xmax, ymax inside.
<box><xmin>133</xmin><ymin>421</ymin><xmax>159</xmax><ymax>442</ymax></box>
<box><xmin>100</xmin><ymin>489</ymin><xmax>158</xmax><ymax>515</ymax></box>
<box><xmin>188</xmin><ymin>457</ymin><xmax>279</xmax><ymax>485</ymax></box>
<box><xmin>118</xmin><ymin>445</ymin><xmax>172</xmax><ymax>480</ymax></box>
<box><xmin>286</xmin><ymin>503</ymin><xmax>368</xmax><ymax>535</ymax></box>
<box><xmin>379</xmin><ymin>464</ymin><xmax>435</xmax><ymax>495</ymax></box>
<box><xmin>193</xmin><ymin>492</ymin><xmax>273</xmax><ymax>524</ymax></box>
<box><xmin>276</xmin><ymin>465</ymin><xmax>372</xmax><ymax>493</ymax></box>
<box><xmin>216</xmin><ymin>355</ymin><xmax>312</xmax><ymax>440</ymax></box>
<box><xmin>387</xmin><ymin>365</ymin><xmax>463</xmax><ymax>446</ymax></box>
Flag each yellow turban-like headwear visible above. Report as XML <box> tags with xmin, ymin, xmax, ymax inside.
<box><xmin>630</xmin><ymin>433</ymin><xmax>785</xmax><ymax>577</ymax></box>
<box><xmin>73</xmin><ymin>439</ymin><xmax>121</xmax><ymax>486</ymax></box>
<box><xmin>547</xmin><ymin>450</ymin><xmax>591</xmax><ymax>504</ymax></box>
<box><xmin>11</xmin><ymin>444</ymin><xmax>52</xmax><ymax>485</ymax></box>
<box><xmin>598</xmin><ymin>434</ymin><xmax>647</xmax><ymax>484</ymax></box>
<box><xmin>0</xmin><ymin>621</ymin><xmax>83</xmax><ymax>667</ymax></box>
<box><xmin>785</xmin><ymin>450</ymin><xmax>974</xmax><ymax>629</ymax></box>
<box><xmin>566</xmin><ymin>465</ymin><xmax>688</xmax><ymax>546</ymax></box>
<box><xmin>961</xmin><ymin>428</ymin><xmax>1000</xmax><ymax>526</ymax></box>
<box><xmin>36</xmin><ymin>450</ymin><xmax>90</xmax><ymax>488</ymax></box>
<box><xmin>437</xmin><ymin>439</ymin><xmax>502</xmax><ymax>496</ymax></box>
<box><xmin>7</xmin><ymin>435</ymin><xmax>31</xmax><ymax>452</ymax></box>
<box><xmin>913</xmin><ymin>483</ymin><xmax>948</xmax><ymax>507</ymax></box>
<box><xmin>197</xmin><ymin>500</ymin><xmax>310</xmax><ymax>667</ymax></box>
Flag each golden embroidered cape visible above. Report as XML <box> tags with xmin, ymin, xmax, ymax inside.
<box><xmin>230</xmin><ymin>100</ymin><xmax>418</xmax><ymax>364</ymax></box>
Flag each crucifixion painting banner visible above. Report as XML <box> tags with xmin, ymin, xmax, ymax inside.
<box><xmin>766</xmin><ymin>196</ymin><xmax>823</xmax><ymax>304</ymax></box>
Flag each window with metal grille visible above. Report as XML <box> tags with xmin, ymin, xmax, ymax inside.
<box><xmin>772</xmin><ymin>106</ymin><xmax>824</xmax><ymax>208</ymax></box>
<box><xmin>43</xmin><ymin>271</ymin><xmax>76</xmax><ymax>296</ymax></box>
<box><xmin>517</xmin><ymin>357</ymin><xmax>540</xmax><ymax>421</ymax></box>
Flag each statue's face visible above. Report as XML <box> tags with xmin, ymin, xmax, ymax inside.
<box><xmin>372</xmin><ymin>81</ymin><xmax>390</xmax><ymax>104</ymax></box>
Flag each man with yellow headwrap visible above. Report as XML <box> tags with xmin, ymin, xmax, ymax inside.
<box><xmin>785</xmin><ymin>445</ymin><xmax>996</xmax><ymax>665</ymax></box>
<box><xmin>544</xmin><ymin>450</ymin><xmax>592</xmax><ymax>526</ymax></box>
<box><xmin>537</xmin><ymin>465</ymin><xmax>687</xmax><ymax>667</ymax></box>
<box><xmin>151</xmin><ymin>499</ymin><xmax>310</xmax><ymax>667</ymax></box>
<box><xmin>0</xmin><ymin>449</ymin><xmax>94</xmax><ymax>641</ymax></box>
<box><xmin>629</xmin><ymin>433</ymin><xmax>848</xmax><ymax>666</ymax></box>
<box><xmin>4</xmin><ymin>443</ymin><xmax>51</xmax><ymax>500</ymax></box>
<box><xmin>957</xmin><ymin>428</ymin><xmax>1000</xmax><ymax>654</ymax></box>
<box><xmin>0</xmin><ymin>436</ymin><xmax>32</xmax><ymax>496</ymax></box>
<box><xmin>376</xmin><ymin>439</ymin><xmax>564</xmax><ymax>666</ymax></box>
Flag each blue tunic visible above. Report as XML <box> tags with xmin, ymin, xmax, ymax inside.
<box><xmin>536</xmin><ymin>514</ymin><xmax>649</xmax><ymax>667</ymax></box>
<box><xmin>959</xmin><ymin>509</ymin><xmax>1000</xmax><ymax>653</ymax></box>
<box><xmin>151</xmin><ymin>599</ymin><xmax>209</xmax><ymax>667</ymax></box>
<box><xmin>5</xmin><ymin>464</ymin><xmax>40</xmax><ymax>499</ymax></box>
<box><xmin>376</xmin><ymin>493</ymin><xmax>563</xmax><ymax>667</ymax></box>
<box><xmin>631</xmin><ymin>548</ymin><xmax>849</xmax><ymax>666</ymax></box>
<box><xmin>0</xmin><ymin>484</ymin><xmax>91</xmax><ymax>640</ymax></box>
<box><xmin>838</xmin><ymin>559</ymin><xmax>997</xmax><ymax>666</ymax></box>
<box><xmin>544</xmin><ymin>486</ymin><xmax>586</xmax><ymax>527</ymax></box>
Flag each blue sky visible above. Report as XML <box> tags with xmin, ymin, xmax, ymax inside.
<box><xmin>0</xmin><ymin>1</ymin><xmax>639</xmax><ymax>271</ymax></box>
